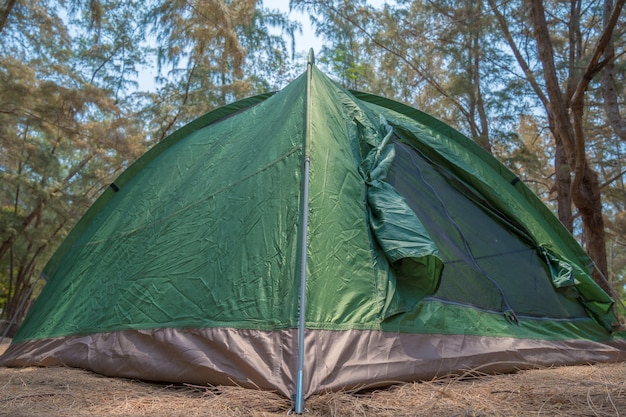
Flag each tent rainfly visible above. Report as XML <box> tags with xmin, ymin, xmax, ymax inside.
<box><xmin>2</xmin><ymin>52</ymin><xmax>625</xmax><ymax>412</ymax></box>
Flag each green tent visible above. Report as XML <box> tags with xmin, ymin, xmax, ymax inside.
<box><xmin>2</xmin><ymin>54</ymin><xmax>625</xmax><ymax>410</ymax></box>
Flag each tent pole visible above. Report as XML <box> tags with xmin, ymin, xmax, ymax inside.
<box><xmin>295</xmin><ymin>155</ymin><xmax>310</xmax><ymax>414</ymax></box>
<box><xmin>294</xmin><ymin>49</ymin><xmax>315</xmax><ymax>415</ymax></box>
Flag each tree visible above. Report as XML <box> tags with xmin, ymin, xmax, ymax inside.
<box><xmin>293</xmin><ymin>0</ymin><xmax>533</xmax><ymax>154</ymax></box>
<box><xmin>144</xmin><ymin>0</ymin><xmax>298</xmax><ymax>142</ymax></box>
<box><xmin>0</xmin><ymin>0</ymin><xmax>147</xmax><ymax>322</ymax></box>
<box><xmin>487</xmin><ymin>0</ymin><xmax>625</xmax><ymax>294</ymax></box>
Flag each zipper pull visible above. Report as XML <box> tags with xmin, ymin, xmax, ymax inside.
<box><xmin>504</xmin><ymin>309</ymin><xmax>521</xmax><ymax>325</ymax></box>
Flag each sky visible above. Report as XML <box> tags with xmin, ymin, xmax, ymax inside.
<box><xmin>272</xmin><ymin>0</ymin><xmax>388</xmax><ymax>54</ymax></box>
<box><xmin>137</xmin><ymin>1</ymin><xmax>321</xmax><ymax>91</ymax></box>
<box><xmin>272</xmin><ymin>0</ymin><xmax>324</xmax><ymax>54</ymax></box>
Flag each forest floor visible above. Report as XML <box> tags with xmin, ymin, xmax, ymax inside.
<box><xmin>1</xmin><ymin>339</ymin><xmax>625</xmax><ymax>416</ymax></box>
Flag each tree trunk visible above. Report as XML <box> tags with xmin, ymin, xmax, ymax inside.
<box><xmin>554</xmin><ymin>141</ymin><xmax>573</xmax><ymax>232</ymax></box>
<box><xmin>527</xmin><ymin>0</ymin><xmax>611</xmax><ymax>289</ymax></box>
<box><xmin>470</xmin><ymin>1</ymin><xmax>492</xmax><ymax>154</ymax></box>
<box><xmin>0</xmin><ymin>0</ymin><xmax>18</xmax><ymax>35</ymax></box>
<box><xmin>575</xmin><ymin>165</ymin><xmax>610</xmax><ymax>294</ymax></box>
<box><xmin>601</xmin><ymin>0</ymin><xmax>626</xmax><ymax>142</ymax></box>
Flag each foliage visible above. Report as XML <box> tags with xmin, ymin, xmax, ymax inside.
<box><xmin>0</xmin><ymin>0</ymin><xmax>297</xmax><ymax>322</ymax></box>
<box><xmin>0</xmin><ymin>0</ymin><xmax>147</xmax><ymax>321</ymax></box>
<box><xmin>142</xmin><ymin>0</ymin><xmax>299</xmax><ymax>142</ymax></box>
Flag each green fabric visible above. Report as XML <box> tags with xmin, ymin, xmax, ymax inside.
<box><xmin>43</xmin><ymin>93</ymin><xmax>275</xmax><ymax>278</ymax></box>
<box><xmin>13</xmin><ymin>63</ymin><xmax>620</xmax><ymax>346</ymax></box>
<box><xmin>353</xmin><ymin>96</ymin><xmax>616</xmax><ymax>330</ymax></box>
<box><xmin>303</xmin><ymin>66</ymin><xmax>384</xmax><ymax>325</ymax></box>
<box><xmin>361</xmin><ymin>129</ymin><xmax>443</xmax><ymax>314</ymax></box>
<box><xmin>16</xmin><ymin>79</ymin><xmax>305</xmax><ymax>341</ymax></box>
<box><xmin>383</xmin><ymin>299</ymin><xmax>616</xmax><ymax>341</ymax></box>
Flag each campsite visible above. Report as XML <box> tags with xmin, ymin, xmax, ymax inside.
<box><xmin>2</xmin><ymin>1</ymin><xmax>626</xmax><ymax>416</ymax></box>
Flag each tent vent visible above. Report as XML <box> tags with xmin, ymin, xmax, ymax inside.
<box><xmin>510</xmin><ymin>177</ymin><xmax>520</xmax><ymax>186</ymax></box>
<box><xmin>110</xmin><ymin>183</ymin><xmax>119</xmax><ymax>192</ymax></box>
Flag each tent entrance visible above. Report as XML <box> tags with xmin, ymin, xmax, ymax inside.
<box><xmin>386</xmin><ymin>138</ymin><xmax>590</xmax><ymax>320</ymax></box>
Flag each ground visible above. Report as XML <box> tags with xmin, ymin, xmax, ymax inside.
<box><xmin>1</xmin><ymin>339</ymin><xmax>624</xmax><ymax>416</ymax></box>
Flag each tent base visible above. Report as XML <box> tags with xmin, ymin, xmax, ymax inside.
<box><xmin>2</xmin><ymin>327</ymin><xmax>625</xmax><ymax>398</ymax></box>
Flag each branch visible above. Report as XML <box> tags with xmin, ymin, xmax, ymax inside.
<box><xmin>570</xmin><ymin>0</ymin><xmax>625</xmax><ymax>190</ymax></box>
<box><xmin>0</xmin><ymin>149</ymin><xmax>99</xmax><ymax>264</ymax></box>
<box><xmin>90</xmin><ymin>46</ymin><xmax>122</xmax><ymax>85</ymax></box>
<box><xmin>600</xmin><ymin>168</ymin><xmax>626</xmax><ymax>190</ymax></box>
<box><xmin>0</xmin><ymin>204</ymin><xmax>44</xmax><ymax>264</ymax></box>
<box><xmin>486</xmin><ymin>0</ymin><xmax>550</xmax><ymax>108</ymax></box>
<box><xmin>571</xmin><ymin>0</ymin><xmax>626</xmax><ymax>106</ymax></box>
<box><xmin>0</xmin><ymin>0</ymin><xmax>18</xmax><ymax>36</ymax></box>
<box><xmin>157</xmin><ymin>62</ymin><xmax>197</xmax><ymax>142</ymax></box>
<box><xmin>318</xmin><ymin>2</ymin><xmax>474</xmax><ymax>123</ymax></box>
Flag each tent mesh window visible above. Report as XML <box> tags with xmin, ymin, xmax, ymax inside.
<box><xmin>386</xmin><ymin>138</ymin><xmax>589</xmax><ymax>320</ymax></box>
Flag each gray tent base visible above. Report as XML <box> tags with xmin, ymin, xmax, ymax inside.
<box><xmin>3</xmin><ymin>327</ymin><xmax>625</xmax><ymax>398</ymax></box>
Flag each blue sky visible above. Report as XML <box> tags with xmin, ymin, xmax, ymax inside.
<box><xmin>136</xmin><ymin>1</ymin><xmax>321</xmax><ymax>91</ymax></box>
<box><xmin>273</xmin><ymin>0</ymin><xmax>323</xmax><ymax>54</ymax></box>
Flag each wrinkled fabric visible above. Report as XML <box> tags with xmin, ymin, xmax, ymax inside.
<box><xmin>1</xmin><ymin>328</ymin><xmax>296</xmax><ymax>397</ymax></box>
<box><xmin>357</xmin><ymin>118</ymin><xmax>443</xmax><ymax>315</ymax></box>
<box><xmin>540</xmin><ymin>247</ymin><xmax>615</xmax><ymax>330</ymax></box>
<box><xmin>2</xmin><ymin>325</ymin><xmax>625</xmax><ymax>398</ymax></box>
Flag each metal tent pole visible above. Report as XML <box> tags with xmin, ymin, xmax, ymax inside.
<box><xmin>293</xmin><ymin>48</ymin><xmax>315</xmax><ymax>415</ymax></box>
<box><xmin>294</xmin><ymin>155</ymin><xmax>310</xmax><ymax>414</ymax></box>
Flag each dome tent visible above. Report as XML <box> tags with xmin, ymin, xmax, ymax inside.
<box><xmin>2</xmin><ymin>52</ymin><xmax>625</xmax><ymax>412</ymax></box>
